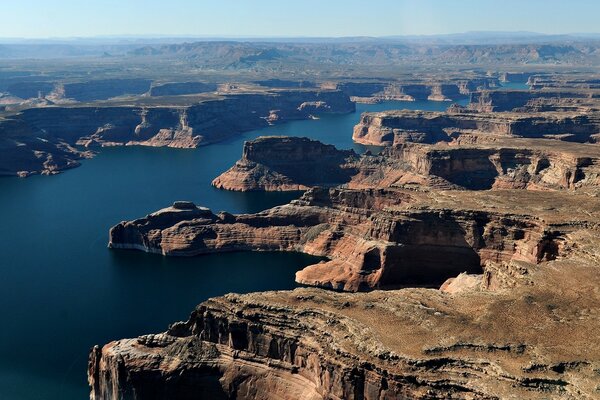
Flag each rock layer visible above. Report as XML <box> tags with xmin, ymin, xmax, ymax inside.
<box><xmin>0</xmin><ymin>89</ymin><xmax>354</xmax><ymax>176</ymax></box>
<box><xmin>0</xmin><ymin>117</ymin><xmax>90</xmax><ymax>176</ymax></box>
<box><xmin>212</xmin><ymin>136</ymin><xmax>359</xmax><ymax>191</ymax></box>
<box><xmin>213</xmin><ymin>136</ymin><xmax>600</xmax><ymax>192</ymax></box>
<box><xmin>90</xmin><ymin>248</ymin><xmax>600</xmax><ymax>399</ymax></box>
<box><xmin>352</xmin><ymin>109</ymin><xmax>600</xmax><ymax>145</ymax></box>
<box><xmin>108</xmin><ymin>186</ymin><xmax>595</xmax><ymax>292</ymax></box>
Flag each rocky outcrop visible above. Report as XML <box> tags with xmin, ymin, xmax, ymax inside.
<box><xmin>0</xmin><ymin>89</ymin><xmax>354</xmax><ymax>175</ymax></box>
<box><xmin>353</xmin><ymin>110</ymin><xmax>600</xmax><ymax>145</ymax></box>
<box><xmin>94</xmin><ymin>113</ymin><xmax>600</xmax><ymax>399</ymax></box>
<box><xmin>61</xmin><ymin>79</ymin><xmax>153</xmax><ymax>102</ymax></box>
<box><xmin>529</xmin><ymin>74</ymin><xmax>600</xmax><ymax>90</ymax></box>
<box><xmin>329</xmin><ymin>79</ymin><xmax>498</xmax><ymax>104</ymax></box>
<box><xmin>499</xmin><ymin>72</ymin><xmax>537</xmax><ymax>83</ymax></box>
<box><xmin>31</xmin><ymin>90</ymin><xmax>353</xmax><ymax>147</ymax></box>
<box><xmin>6</xmin><ymin>81</ymin><xmax>55</xmax><ymax>100</ymax></box>
<box><xmin>212</xmin><ymin>136</ymin><xmax>359</xmax><ymax>191</ymax></box>
<box><xmin>108</xmin><ymin>186</ymin><xmax>589</xmax><ymax>291</ymax></box>
<box><xmin>383</xmin><ymin>141</ymin><xmax>600</xmax><ymax>191</ymax></box>
<box><xmin>468</xmin><ymin>89</ymin><xmax>600</xmax><ymax>112</ymax></box>
<box><xmin>0</xmin><ymin>117</ymin><xmax>90</xmax><ymax>177</ymax></box>
<box><xmin>90</xmin><ymin>243</ymin><xmax>600</xmax><ymax>399</ymax></box>
<box><xmin>213</xmin><ymin>136</ymin><xmax>600</xmax><ymax>192</ymax></box>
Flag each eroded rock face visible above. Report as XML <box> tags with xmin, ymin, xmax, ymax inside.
<box><xmin>108</xmin><ymin>186</ymin><xmax>591</xmax><ymax>292</ymax></box>
<box><xmin>90</xmin><ymin>247</ymin><xmax>600</xmax><ymax>399</ymax></box>
<box><xmin>468</xmin><ymin>89</ymin><xmax>600</xmax><ymax>113</ymax></box>
<box><xmin>213</xmin><ymin>136</ymin><xmax>600</xmax><ymax>192</ymax></box>
<box><xmin>352</xmin><ymin>109</ymin><xmax>600</xmax><ymax>145</ymax></box>
<box><xmin>329</xmin><ymin>78</ymin><xmax>498</xmax><ymax>104</ymax></box>
<box><xmin>61</xmin><ymin>79</ymin><xmax>153</xmax><ymax>101</ymax></box>
<box><xmin>148</xmin><ymin>82</ymin><xmax>218</xmax><ymax>97</ymax></box>
<box><xmin>91</xmin><ymin>84</ymin><xmax>600</xmax><ymax>399</ymax></box>
<box><xmin>213</xmin><ymin>136</ymin><xmax>360</xmax><ymax>191</ymax></box>
<box><xmin>0</xmin><ymin>89</ymin><xmax>354</xmax><ymax>176</ymax></box>
<box><xmin>0</xmin><ymin>117</ymin><xmax>91</xmax><ymax>177</ymax></box>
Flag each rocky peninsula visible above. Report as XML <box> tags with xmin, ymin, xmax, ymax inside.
<box><xmin>91</xmin><ymin>78</ymin><xmax>600</xmax><ymax>397</ymax></box>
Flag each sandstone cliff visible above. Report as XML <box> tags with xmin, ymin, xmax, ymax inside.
<box><xmin>88</xmin><ymin>191</ymin><xmax>600</xmax><ymax>400</ymax></box>
<box><xmin>0</xmin><ymin>117</ymin><xmax>91</xmax><ymax>177</ymax></box>
<box><xmin>212</xmin><ymin>136</ymin><xmax>360</xmax><ymax>191</ymax></box>
<box><xmin>352</xmin><ymin>110</ymin><xmax>600</xmax><ymax>145</ymax></box>
<box><xmin>0</xmin><ymin>89</ymin><xmax>354</xmax><ymax>176</ymax></box>
<box><xmin>108</xmin><ymin>186</ymin><xmax>594</xmax><ymax>292</ymax></box>
<box><xmin>329</xmin><ymin>78</ymin><xmax>498</xmax><ymax>104</ymax></box>
<box><xmin>212</xmin><ymin>136</ymin><xmax>600</xmax><ymax>192</ymax></box>
<box><xmin>468</xmin><ymin>89</ymin><xmax>600</xmax><ymax>113</ymax></box>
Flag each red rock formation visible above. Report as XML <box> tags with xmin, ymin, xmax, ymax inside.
<box><xmin>90</xmin><ymin>243</ymin><xmax>600</xmax><ymax>399</ymax></box>
<box><xmin>108</xmin><ymin>187</ymin><xmax>585</xmax><ymax>292</ymax></box>
<box><xmin>212</xmin><ymin>136</ymin><xmax>359</xmax><ymax>191</ymax></box>
<box><xmin>213</xmin><ymin>136</ymin><xmax>600</xmax><ymax>192</ymax></box>
<box><xmin>352</xmin><ymin>109</ymin><xmax>600</xmax><ymax>145</ymax></box>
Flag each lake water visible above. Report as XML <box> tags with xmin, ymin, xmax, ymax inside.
<box><xmin>0</xmin><ymin>99</ymin><xmax>464</xmax><ymax>399</ymax></box>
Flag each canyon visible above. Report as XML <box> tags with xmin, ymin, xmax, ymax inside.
<box><xmin>0</xmin><ymin>89</ymin><xmax>354</xmax><ymax>176</ymax></box>
<box><xmin>94</xmin><ymin>80</ymin><xmax>600</xmax><ymax>397</ymax></box>
<box><xmin>2</xmin><ymin>36</ymin><xmax>600</xmax><ymax>400</ymax></box>
<box><xmin>213</xmin><ymin>136</ymin><xmax>600</xmax><ymax>191</ymax></box>
<box><xmin>95</xmin><ymin>186</ymin><xmax>600</xmax><ymax>399</ymax></box>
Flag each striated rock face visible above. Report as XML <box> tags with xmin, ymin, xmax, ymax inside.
<box><xmin>107</xmin><ymin>187</ymin><xmax>591</xmax><ymax>292</ymax></box>
<box><xmin>529</xmin><ymin>74</ymin><xmax>600</xmax><ymax>90</ymax></box>
<box><xmin>89</xmin><ymin>246</ymin><xmax>600</xmax><ymax>399</ymax></box>
<box><xmin>352</xmin><ymin>109</ymin><xmax>600</xmax><ymax>145</ymax></box>
<box><xmin>22</xmin><ymin>90</ymin><xmax>354</xmax><ymax>148</ymax></box>
<box><xmin>95</xmin><ymin>116</ymin><xmax>600</xmax><ymax>398</ymax></box>
<box><xmin>0</xmin><ymin>117</ymin><xmax>90</xmax><ymax>177</ymax></box>
<box><xmin>383</xmin><ymin>141</ymin><xmax>600</xmax><ymax>191</ymax></box>
<box><xmin>499</xmin><ymin>72</ymin><xmax>536</xmax><ymax>83</ymax></box>
<box><xmin>61</xmin><ymin>79</ymin><xmax>153</xmax><ymax>101</ymax></box>
<box><xmin>468</xmin><ymin>89</ymin><xmax>600</xmax><ymax>113</ymax></box>
<box><xmin>6</xmin><ymin>81</ymin><xmax>56</xmax><ymax>100</ymax></box>
<box><xmin>330</xmin><ymin>78</ymin><xmax>498</xmax><ymax>104</ymax></box>
<box><xmin>213</xmin><ymin>136</ymin><xmax>600</xmax><ymax>192</ymax></box>
<box><xmin>1</xmin><ymin>89</ymin><xmax>354</xmax><ymax>175</ymax></box>
<box><xmin>212</xmin><ymin>136</ymin><xmax>359</xmax><ymax>191</ymax></box>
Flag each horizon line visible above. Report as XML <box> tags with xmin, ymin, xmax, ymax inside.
<box><xmin>2</xmin><ymin>31</ymin><xmax>600</xmax><ymax>41</ymax></box>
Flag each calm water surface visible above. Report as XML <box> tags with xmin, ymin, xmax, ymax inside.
<box><xmin>0</xmin><ymin>99</ymin><xmax>462</xmax><ymax>399</ymax></box>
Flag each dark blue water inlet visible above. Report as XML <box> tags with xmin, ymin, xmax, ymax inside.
<box><xmin>0</xmin><ymin>99</ymin><xmax>461</xmax><ymax>399</ymax></box>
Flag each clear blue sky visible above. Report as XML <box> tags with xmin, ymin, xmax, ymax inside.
<box><xmin>3</xmin><ymin>0</ymin><xmax>600</xmax><ymax>38</ymax></box>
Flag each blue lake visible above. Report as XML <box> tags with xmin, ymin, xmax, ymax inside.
<box><xmin>0</xmin><ymin>99</ymin><xmax>463</xmax><ymax>399</ymax></box>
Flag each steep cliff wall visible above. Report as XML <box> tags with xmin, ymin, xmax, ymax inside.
<box><xmin>91</xmin><ymin>259</ymin><xmax>600</xmax><ymax>400</ymax></box>
<box><xmin>213</xmin><ymin>136</ymin><xmax>600</xmax><ymax>192</ymax></box>
<box><xmin>0</xmin><ymin>117</ymin><xmax>90</xmax><ymax>176</ymax></box>
<box><xmin>353</xmin><ymin>110</ymin><xmax>600</xmax><ymax>145</ymax></box>
<box><xmin>108</xmin><ymin>188</ymin><xmax>579</xmax><ymax>291</ymax></box>
<box><xmin>92</xmin><ymin>217</ymin><xmax>600</xmax><ymax>399</ymax></box>
<box><xmin>1</xmin><ymin>89</ymin><xmax>354</xmax><ymax>175</ymax></box>
<box><xmin>148</xmin><ymin>82</ymin><xmax>218</xmax><ymax>96</ymax></box>
<box><xmin>61</xmin><ymin>79</ymin><xmax>153</xmax><ymax>101</ymax></box>
<box><xmin>213</xmin><ymin>136</ymin><xmax>360</xmax><ymax>191</ymax></box>
<box><xmin>468</xmin><ymin>89</ymin><xmax>600</xmax><ymax>112</ymax></box>
<box><xmin>330</xmin><ymin>78</ymin><xmax>498</xmax><ymax>103</ymax></box>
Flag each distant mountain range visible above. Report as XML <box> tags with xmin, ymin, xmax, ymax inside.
<box><xmin>1</xmin><ymin>32</ymin><xmax>600</xmax><ymax>61</ymax></box>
